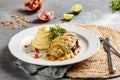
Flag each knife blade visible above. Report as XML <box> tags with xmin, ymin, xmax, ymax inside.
<box><xmin>104</xmin><ymin>37</ymin><xmax>116</xmax><ymax>73</ymax></box>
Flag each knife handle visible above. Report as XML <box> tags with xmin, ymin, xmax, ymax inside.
<box><xmin>108</xmin><ymin>51</ymin><xmax>116</xmax><ymax>73</ymax></box>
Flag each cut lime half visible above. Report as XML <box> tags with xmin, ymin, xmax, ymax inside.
<box><xmin>71</xmin><ymin>4</ymin><xmax>83</xmax><ymax>14</ymax></box>
<box><xmin>63</xmin><ymin>14</ymin><xmax>74</xmax><ymax>21</ymax></box>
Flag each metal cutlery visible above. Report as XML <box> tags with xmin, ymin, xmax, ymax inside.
<box><xmin>104</xmin><ymin>37</ymin><xmax>116</xmax><ymax>73</ymax></box>
<box><xmin>91</xmin><ymin>27</ymin><xmax>120</xmax><ymax>73</ymax></box>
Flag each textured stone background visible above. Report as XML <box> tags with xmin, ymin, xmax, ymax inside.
<box><xmin>0</xmin><ymin>0</ymin><xmax>120</xmax><ymax>80</ymax></box>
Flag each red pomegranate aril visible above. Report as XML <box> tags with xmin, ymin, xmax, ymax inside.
<box><xmin>73</xmin><ymin>52</ymin><xmax>77</xmax><ymax>55</ymax></box>
<box><xmin>35</xmin><ymin>48</ymin><xmax>39</xmax><ymax>53</ymax></box>
<box><xmin>54</xmin><ymin>57</ymin><xmax>58</xmax><ymax>60</ymax></box>
<box><xmin>77</xmin><ymin>45</ymin><xmax>80</xmax><ymax>48</ymax></box>
<box><xmin>46</xmin><ymin>54</ymin><xmax>50</xmax><ymax>57</ymax></box>
<box><xmin>24</xmin><ymin>45</ymin><xmax>28</xmax><ymax>48</ymax></box>
<box><xmin>34</xmin><ymin>53</ymin><xmax>41</xmax><ymax>58</ymax></box>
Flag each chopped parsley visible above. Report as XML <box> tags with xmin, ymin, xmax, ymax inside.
<box><xmin>49</xmin><ymin>25</ymin><xmax>67</xmax><ymax>42</ymax></box>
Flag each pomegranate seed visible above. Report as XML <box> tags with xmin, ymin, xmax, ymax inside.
<box><xmin>35</xmin><ymin>53</ymin><xmax>39</xmax><ymax>58</ymax></box>
<box><xmin>54</xmin><ymin>57</ymin><xmax>58</xmax><ymax>60</ymax></box>
<box><xmin>35</xmin><ymin>48</ymin><xmax>39</xmax><ymax>53</ymax></box>
<box><xmin>46</xmin><ymin>54</ymin><xmax>50</xmax><ymax>57</ymax></box>
<box><xmin>73</xmin><ymin>52</ymin><xmax>77</xmax><ymax>55</ymax></box>
<box><xmin>34</xmin><ymin>53</ymin><xmax>42</xmax><ymax>58</ymax></box>
<box><xmin>77</xmin><ymin>45</ymin><xmax>80</xmax><ymax>48</ymax></box>
<box><xmin>24</xmin><ymin>45</ymin><xmax>28</xmax><ymax>48</ymax></box>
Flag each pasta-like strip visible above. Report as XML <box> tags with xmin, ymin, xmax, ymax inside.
<box><xmin>47</xmin><ymin>32</ymin><xmax>80</xmax><ymax>61</ymax></box>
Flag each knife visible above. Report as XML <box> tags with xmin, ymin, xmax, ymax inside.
<box><xmin>104</xmin><ymin>37</ymin><xmax>116</xmax><ymax>73</ymax></box>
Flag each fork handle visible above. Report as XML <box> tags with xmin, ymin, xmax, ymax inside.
<box><xmin>108</xmin><ymin>51</ymin><xmax>116</xmax><ymax>73</ymax></box>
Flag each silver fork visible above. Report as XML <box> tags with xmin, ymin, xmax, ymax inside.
<box><xmin>91</xmin><ymin>27</ymin><xmax>116</xmax><ymax>73</ymax></box>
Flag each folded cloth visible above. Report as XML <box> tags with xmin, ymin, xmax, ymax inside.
<box><xmin>14</xmin><ymin>60</ymin><xmax>71</xmax><ymax>78</ymax></box>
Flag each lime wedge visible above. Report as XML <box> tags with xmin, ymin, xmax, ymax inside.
<box><xmin>71</xmin><ymin>4</ymin><xmax>82</xmax><ymax>14</ymax></box>
<box><xmin>63</xmin><ymin>14</ymin><xmax>74</xmax><ymax>20</ymax></box>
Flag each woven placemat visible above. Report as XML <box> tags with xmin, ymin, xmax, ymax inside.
<box><xmin>65</xmin><ymin>24</ymin><xmax>120</xmax><ymax>78</ymax></box>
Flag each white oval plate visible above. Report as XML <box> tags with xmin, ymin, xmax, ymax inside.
<box><xmin>8</xmin><ymin>24</ymin><xmax>100</xmax><ymax>66</ymax></box>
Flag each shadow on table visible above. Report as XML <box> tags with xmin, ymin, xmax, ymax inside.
<box><xmin>17</xmin><ymin>9</ymin><xmax>37</xmax><ymax>15</ymax></box>
<box><xmin>0</xmin><ymin>46</ymin><xmax>33</xmax><ymax>80</ymax></box>
<box><xmin>31</xmin><ymin>19</ymin><xmax>49</xmax><ymax>24</ymax></box>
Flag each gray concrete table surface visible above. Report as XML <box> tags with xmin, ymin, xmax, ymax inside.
<box><xmin>0</xmin><ymin>0</ymin><xmax>120</xmax><ymax>80</ymax></box>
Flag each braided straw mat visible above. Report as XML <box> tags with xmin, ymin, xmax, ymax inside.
<box><xmin>65</xmin><ymin>24</ymin><xmax>120</xmax><ymax>78</ymax></box>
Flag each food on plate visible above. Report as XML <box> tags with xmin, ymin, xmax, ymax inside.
<box><xmin>71</xmin><ymin>4</ymin><xmax>83</xmax><ymax>14</ymax></box>
<box><xmin>63</xmin><ymin>13</ymin><xmax>74</xmax><ymax>21</ymax></box>
<box><xmin>37</xmin><ymin>11</ymin><xmax>54</xmax><ymax>21</ymax></box>
<box><xmin>24</xmin><ymin>0</ymin><xmax>42</xmax><ymax>12</ymax></box>
<box><xmin>49</xmin><ymin>25</ymin><xmax>67</xmax><ymax>42</ymax></box>
<box><xmin>31</xmin><ymin>25</ymin><xmax>51</xmax><ymax>49</ymax></box>
<box><xmin>45</xmin><ymin>32</ymin><xmax>80</xmax><ymax>61</ymax></box>
<box><xmin>28</xmin><ymin>24</ymin><xmax>80</xmax><ymax>61</ymax></box>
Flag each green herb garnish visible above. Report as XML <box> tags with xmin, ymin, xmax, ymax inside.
<box><xmin>111</xmin><ymin>0</ymin><xmax>120</xmax><ymax>12</ymax></box>
<box><xmin>49</xmin><ymin>25</ymin><xmax>67</xmax><ymax>42</ymax></box>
